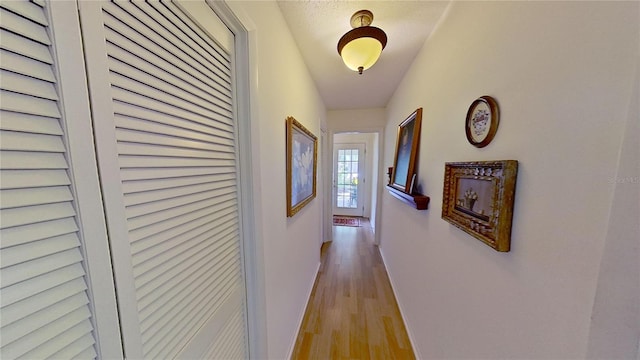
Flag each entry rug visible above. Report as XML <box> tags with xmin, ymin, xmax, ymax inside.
<box><xmin>333</xmin><ymin>216</ymin><xmax>361</xmax><ymax>227</ymax></box>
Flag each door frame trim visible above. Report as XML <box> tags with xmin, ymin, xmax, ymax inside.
<box><xmin>327</xmin><ymin>127</ymin><xmax>385</xmax><ymax>245</ymax></box>
<box><xmin>208</xmin><ymin>2</ymin><xmax>268</xmax><ymax>358</ymax></box>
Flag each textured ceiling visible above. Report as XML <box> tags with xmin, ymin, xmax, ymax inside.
<box><xmin>278</xmin><ymin>1</ymin><xmax>451</xmax><ymax>110</ymax></box>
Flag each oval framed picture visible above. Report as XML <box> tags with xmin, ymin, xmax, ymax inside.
<box><xmin>465</xmin><ymin>96</ymin><xmax>499</xmax><ymax>148</ymax></box>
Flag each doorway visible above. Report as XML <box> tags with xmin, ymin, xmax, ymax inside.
<box><xmin>331</xmin><ymin>132</ymin><xmax>379</xmax><ymax>226</ymax></box>
<box><xmin>333</xmin><ymin>143</ymin><xmax>366</xmax><ymax>216</ymax></box>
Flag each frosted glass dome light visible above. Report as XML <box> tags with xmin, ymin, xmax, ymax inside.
<box><xmin>337</xmin><ymin>10</ymin><xmax>387</xmax><ymax>75</ymax></box>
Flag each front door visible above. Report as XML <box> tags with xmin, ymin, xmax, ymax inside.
<box><xmin>333</xmin><ymin>143</ymin><xmax>365</xmax><ymax>217</ymax></box>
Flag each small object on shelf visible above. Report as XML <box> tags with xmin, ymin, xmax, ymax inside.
<box><xmin>387</xmin><ymin>167</ymin><xmax>393</xmax><ymax>185</ymax></box>
<box><xmin>386</xmin><ymin>185</ymin><xmax>429</xmax><ymax>210</ymax></box>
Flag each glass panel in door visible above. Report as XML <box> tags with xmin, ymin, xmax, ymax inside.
<box><xmin>333</xmin><ymin>143</ymin><xmax>365</xmax><ymax>217</ymax></box>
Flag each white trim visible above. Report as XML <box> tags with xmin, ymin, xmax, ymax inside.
<box><xmin>208</xmin><ymin>1</ymin><xmax>268</xmax><ymax>358</ymax></box>
<box><xmin>47</xmin><ymin>2</ymin><xmax>123</xmax><ymax>358</ymax></box>
<box><xmin>328</xmin><ymin>126</ymin><xmax>385</xmax><ymax>245</ymax></box>
<box><xmin>76</xmin><ymin>1</ymin><xmax>144</xmax><ymax>357</ymax></box>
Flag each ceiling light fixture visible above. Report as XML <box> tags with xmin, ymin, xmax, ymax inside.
<box><xmin>337</xmin><ymin>10</ymin><xmax>387</xmax><ymax>75</ymax></box>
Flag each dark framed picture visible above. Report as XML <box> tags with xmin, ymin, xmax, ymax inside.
<box><xmin>465</xmin><ymin>96</ymin><xmax>499</xmax><ymax>148</ymax></box>
<box><xmin>441</xmin><ymin>160</ymin><xmax>518</xmax><ymax>252</ymax></box>
<box><xmin>391</xmin><ymin>108</ymin><xmax>422</xmax><ymax>193</ymax></box>
<box><xmin>286</xmin><ymin>116</ymin><xmax>318</xmax><ymax>217</ymax></box>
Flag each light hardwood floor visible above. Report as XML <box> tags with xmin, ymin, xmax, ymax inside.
<box><xmin>291</xmin><ymin>219</ymin><xmax>415</xmax><ymax>359</ymax></box>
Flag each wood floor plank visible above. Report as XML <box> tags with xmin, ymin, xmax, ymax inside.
<box><xmin>291</xmin><ymin>219</ymin><xmax>415</xmax><ymax>360</ymax></box>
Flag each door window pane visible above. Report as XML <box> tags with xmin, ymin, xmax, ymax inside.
<box><xmin>336</xmin><ymin>148</ymin><xmax>360</xmax><ymax>209</ymax></box>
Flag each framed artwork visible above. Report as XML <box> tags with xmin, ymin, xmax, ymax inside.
<box><xmin>286</xmin><ymin>116</ymin><xmax>318</xmax><ymax>217</ymax></box>
<box><xmin>465</xmin><ymin>96</ymin><xmax>499</xmax><ymax>148</ymax></box>
<box><xmin>441</xmin><ymin>160</ymin><xmax>518</xmax><ymax>252</ymax></box>
<box><xmin>391</xmin><ymin>108</ymin><xmax>422</xmax><ymax>193</ymax></box>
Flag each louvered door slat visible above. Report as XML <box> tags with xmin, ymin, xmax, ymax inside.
<box><xmin>1</xmin><ymin>292</ymin><xmax>88</xmax><ymax>346</ymax></box>
<box><xmin>1</xmin><ymin>202</ymin><xmax>76</xmax><ymax>228</ymax></box>
<box><xmin>104</xmin><ymin>2</ymin><xmax>231</xmax><ymax>91</ymax></box>
<box><xmin>132</xmin><ymin>215</ymin><xmax>236</xmax><ymax>278</ymax></box>
<box><xmin>115</xmin><ymin>128</ymin><xmax>235</xmax><ymax>154</ymax></box>
<box><xmin>107</xmin><ymin>43</ymin><xmax>232</xmax><ymax>110</ymax></box>
<box><xmin>113</xmin><ymin>107</ymin><xmax>235</xmax><ymax>142</ymax></box>
<box><xmin>0</xmin><ymin>89</ymin><xmax>59</xmax><ymax>118</ymax></box>
<box><xmin>51</xmin><ymin>333</ymin><xmax>96</xmax><ymax>359</ymax></box>
<box><xmin>108</xmin><ymin>59</ymin><xmax>233</xmax><ymax>120</ymax></box>
<box><xmin>111</xmin><ymin>89</ymin><xmax>234</xmax><ymax>134</ymax></box>
<box><xmin>102</xmin><ymin>14</ymin><xmax>228</xmax><ymax>99</ymax></box>
<box><xmin>151</xmin><ymin>1</ymin><xmax>230</xmax><ymax>69</ymax></box>
<box><xmin>0</xmin><ymin>187</ymin><xmax>73</xmax><ymax>209</ymax></box>
<box><xmin>1</xmin><ymin>279</ymin><xmax>87</xmax><ymax>326</ymax></box>
<box><xmin>0</xmin><ymin>29</ymin><xmax>52</xmax><ymax>63</ymax></box>
<box><xmin>141</xmin><ymin>250</ymin><xmax>239</xmax><ymax>358</ymax></box>
<box><xmin>82</xmin><ymin>1</ymin><xmax>247</xmax><ymax>357</ymax></box>
<box><xmin>2</xmin><ymin>309</ymin><xmax>91</xmax><ymax>359</ymax></box>
<box><xmin>2</xmin><ymin>248</ymin><xmax>83</xmax><ymax>287</ymax></box>
<box><xmin>0</xmin><ymin>233</ymin><xmax>79</xmax><ymax>267</ymax></box>
<box><xmin>105</xmin><ymin>34</ymin><xmax>231</xmax><ymax>108</ymax></box>
<box><xmin>1</xmin><ymin>130</ymin><xmax>65</xmax><ymax>152</ymax></box>
<box><xmin>1</xmin><ymin>70</ymin><xmax>58</xmax><ymax>100</ymax></box>
<box><xmin>0</xmin><ymin>111</ymin><xmax>62</xmax><ymax>135</ymax></box>
<box><xmin>0</xmin><ymin>218</ymin><xmax>78</xmax><ymax>249</ymax></box>
<box><xmin>123</xmin><ymin>180</ymin><xmax>235</xmax><ymax>208</ymax></box>
<box><xmin>0</xmin><ymin>2</ymin><xmax>97</xmax><ymax>359</ymax></box>
<box><xmin>136</xmin><ymin>232</ymin><xmax>238</xmax><ymax>316</ymax></box>
<box><xmin>119</xmin><ymin>155</ymin><xmax>236</xmax><ymax>169</ymax></box>
<box><xmin>134</xmin><ymin>220</ymin><xmax>238</xmax><ymax>289</ymax></box>
<box><xmin>205</xmin><ymin>302</ymin><xmax>245</xmax><ymax>359</ymax></box>
<box><xmin>124</xmin><ymin>183</ymin><xmax>236</xmax><ymax>216</ymax></box>
<box><xmin>110</xmin><ymin>73</ymin><xmax>233</xmax><ymax>125</ymax></box>
<box><xmin>130</xmin><ymin>207</ymin><xmax>238</xmax><ymax>263</ymax></box>
<box><xmin>0</xmin><ymin>1</ymin><xmax>48</xmax><ymax>26</ymax></box>
<box><xmin>19</xmin><ymin>318</ymin><xmax>94</xmax><ymax>359</ymax></box>
<box><xmin>0</xmin><ymin>49</ymin><xmax>55</xmax><ymax>82</ymax></box>
<box><xmin>126</xmin><ymin>193</ymin><xmax>237</xmax><ymax>232</ymax></box>
<box><xmin>0</xmin><ymin>7</ymin><xmax>50</xmax><ymax>44</ymax></box>
<box><xmin>0</xmin><ymin>152</ymin><xmax>68</xmax><ymax>170</ymax></box>
<box><xmin>120</xmin><ymin>166</ymin><xmax>236</xmax><ymax>181</ymax></box>
<box><xmin>1</xmin><ymin>264</ymin><xmax>86</xmax><ymax>307</ymax></box>
<box><xmin>122</xmin><ymin>173</ymin><xmax>236</xmax><ymax>194</ymax></box>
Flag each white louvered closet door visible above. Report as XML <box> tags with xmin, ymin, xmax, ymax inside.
<box><xmin>79</xmin><ymin>1</ymin><xmax>247</xmax><ymax>359</ymax></box>
<box><xmin>0</xmin><ymin>1</ymin><xmax>99</xmax><ymax>359</ymax></box>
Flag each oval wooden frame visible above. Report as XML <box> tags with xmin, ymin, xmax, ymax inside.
<box><xmin>465</xmin><ymin>96</ymin><xmax>499</xmax><ymax>148</ymax></box>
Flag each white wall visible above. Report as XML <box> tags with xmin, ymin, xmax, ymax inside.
<box><xmin>380</xmin><ymin>2</ymin><xmax>639</xmax><ymax>359</ymax></box>
<box><xmin>587</xmin><ymin>58</ymin><xmax>640</xmax><ymax>359</ymax></box>
<box><xmin>227</xmin><ymin>2</ymin><xmax>326</xmax><ymax>358</ymax></box>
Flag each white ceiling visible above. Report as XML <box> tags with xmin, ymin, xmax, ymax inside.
<box><xmin>277</xmin><ymin>1</ymin><xmax>451</xmax><ymax>110</ymax></box>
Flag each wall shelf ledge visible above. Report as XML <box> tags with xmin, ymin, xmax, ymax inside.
<box><xmin>386</xmin><ymin>185</ymin><xmax>429</xmax><ymax>210</ymax></box>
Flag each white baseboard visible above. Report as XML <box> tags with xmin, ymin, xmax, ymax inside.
<box><xmin>379</xmin><ymin>248</ymin><xmax>421</xmax><ymax>359</ymax></box>
<box><xmin>286</xmin><ymin>261</ymin><xmax>322</xmax><ymax>359</ymax></box>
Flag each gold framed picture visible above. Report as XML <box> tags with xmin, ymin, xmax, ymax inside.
<box><xmin>286</xmin><ymin>116</ymin><xmax>318</xmax><ymax>217</ymax></box>
<box><xmin>441</xmin><ymin>160</ymin><xmax>518</xmax><ymax>252</ymax></box>
<box><xmin>390</xmin><ymin>108</ymin><xmax>422</xmax><ymax>193</ymax></box>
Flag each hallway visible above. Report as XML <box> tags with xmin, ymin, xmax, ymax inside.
<box><xmin>291</xmin><ymin>219</ymin><xmax>415</xmax><ymax>359</ymax></box>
